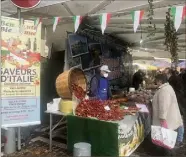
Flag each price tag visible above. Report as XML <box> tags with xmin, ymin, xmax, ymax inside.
<box><xmin>136</xmin><ymin>104</ymin><xmax>149</xmax><ymax>113</ymax></box>
<box><xmin>124</xmin><ymin>107</ymin><xmax>129</xmax><ymax>110</ymax></box>
<box><xmin>104</xmin><ymin>105</ymin><xmax>110</xmax><ymax>111</ymax></box>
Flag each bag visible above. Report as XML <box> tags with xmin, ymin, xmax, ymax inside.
<box><xmin>151</xmin><ymin>126</ymin><xmax>177</xmax><ymax>149</ymax></box>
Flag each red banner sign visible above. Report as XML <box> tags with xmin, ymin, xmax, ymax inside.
<box><xmin>11</xmin><ymin>0</ymin><xmax>41</xmax><ymax>9</ymax></box>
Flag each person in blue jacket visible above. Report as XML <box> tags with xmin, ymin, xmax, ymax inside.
<box><xmin>89</xmin><ymin>65</ymin><xmax>112</xmax><ymax>100</ymax></box>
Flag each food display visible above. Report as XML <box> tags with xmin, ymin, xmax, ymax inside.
<box><xmin>127</xmin><ymin>90</ymin><xmax>153</xmax><ymax>104</ymax></box>
<box><xmin>75</xmin><ymin>99</ymin><xmax>139</xmax><ymax>121</ymax></box>
<box><xmin>75</xmin><ymin>99</ymin><xmax>124</xmax><ymax>121</ymax></box>
<box><xmin>71</xmin><ymin>84</ymin><xmax>140</xmax><ymax>121</ymax></box>
<box><xmin>71</xmin><ymin>83</ymin><xmax>86</xmax><ymax>100</ymax></box>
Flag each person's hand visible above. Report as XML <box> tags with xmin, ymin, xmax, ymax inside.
<box><xmin>85</xmin><ymin>95</ymin><xmax>89</xmax><ymax>100</ymax></box>
<box><xmin>160</xmin><ymin>119</ymin><xmax>168</xmax><ymax>128</ymax></box>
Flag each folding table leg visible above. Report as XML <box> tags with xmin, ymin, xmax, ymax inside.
<box><xmin>50</xmin><ymin>113</ymin><xmax>53</xmax><ymax>151</ymax></box>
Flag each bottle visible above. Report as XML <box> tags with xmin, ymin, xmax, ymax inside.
<box><xmin>27</xmin><ymin>38</ymin><xmax>31</xmax><ymax>50</ymax></box>
<box><xmin>142</xmin><ymin>81</ymin><xmax>146</xmax><ymax>89</ymax></box>
<box><xmin>139</xmin><ymin>84</ymin><xmax>142</xmax><ymax>91</ymax></box>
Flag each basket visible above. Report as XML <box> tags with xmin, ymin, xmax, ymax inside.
<box><xmin>56</xmin><ymin>68</ymin><xmax>87</xmax><ymax>99</ymax></box>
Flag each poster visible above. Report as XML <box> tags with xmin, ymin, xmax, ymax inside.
<box><xmin>1</xmin><ymin>16</ymin><xmax>41</xmax><ymax>127</ymax></box>
<box><xmin>118</xmin><ymin>116</ymin><xmax>145</xmax><ymax>156</ymax></box>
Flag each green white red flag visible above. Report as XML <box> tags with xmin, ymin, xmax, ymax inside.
<box><xmin>73</xmin><ymin>15</ymin><xmax>83</xmax><ymax>33</ymax></box>
<box><xmin>34</xmin><ymin>17</ymin><xmax>42</xmax><ymax>29</ymax></box>
<box><xmin>99</xmin><ymin>13</ymin><xmax>111</xmax><ymax>34</ymax></box>
<box><xmin>131</xmin><ymin>10</ymin><xmax>144</xmax><ymax>32</ymax></box>
<box><xmin>171</xmin><ymin>6</ymin><xmax>186</xmax><ymax>31</ymax></box>
<box><xmin>53</xmin><ymin>17</ymin><xmax>61</xmax><ymax>32</ymax></box>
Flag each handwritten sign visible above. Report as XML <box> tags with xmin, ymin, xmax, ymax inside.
<box><xmin>136</xmin><ymin>104</ymin><xmax>149</xmax><ymax>113</ymax></box>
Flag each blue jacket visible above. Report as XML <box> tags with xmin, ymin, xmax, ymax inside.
<box><xmin>89</xmin><ymin>74</ymin><xmax>112</xmax><ymax>99</ymax></box>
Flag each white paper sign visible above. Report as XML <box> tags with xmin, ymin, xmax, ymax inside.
<box><xmin>104</xmin><ymin>105</ymin><xmax>110</xmax><ymax>111</ymax></box>
<box><xmin>136</xmin><ymin>104</ymin><xmax>149</xmax><ymax>113</ymax></box>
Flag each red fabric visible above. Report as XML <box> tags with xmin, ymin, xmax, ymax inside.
<box><xmin>152</xmin><ymin>139</ymin><xmax>172</xmax><ymax>150</ymax></box>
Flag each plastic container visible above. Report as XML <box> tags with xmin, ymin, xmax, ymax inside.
<box><xmin>129</xmin><ymin>87</ymin><xmax>135</xmax><ymax>92</ymax></box>
<box><xmin>73</xmin><ymin>142</ymin><xmax>91</xmax><ymax>156</ymax></box>
<box><xmin>4</xmin><ymin>128</ymin><xmax>16</xmax><ymax>154</ymax></box>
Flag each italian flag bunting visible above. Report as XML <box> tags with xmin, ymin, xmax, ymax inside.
<box><xmin>100</xmin><ymin>13</ymin><xmax>111</xmax><ymax>34</ymax></box>
<box><xmin>34</xmin><ymin>17</ymin><xmax>42</xmax><ymax>29</ymax></box>
<box><xmin>131</xmin><ymin>10</ymin><xmax>144</xmax><ymax>33</ymax></box>
<box><xmin>73</xmin><ymin>15</ymin><xmax>83</xmax><ymax>33</ymax></box>
<box><xmin>171</xmin><ymin>6</ymin><xmax>186</xmax><ymax>31</ymax></box>
<box><xmin>53</xmin><ymin>17</ymin><xmax>61</xmax><ymax>32</ymax></box>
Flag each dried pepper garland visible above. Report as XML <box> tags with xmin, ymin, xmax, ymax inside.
<box><xmin>164</xmin><ymin>8</ymin><xmax>178</xmax><ymax>66</ymax></box>
<box><xmin>147</xmin><ymin>0</ymin><xmax>156</xmax><ymax>38</ymax></box>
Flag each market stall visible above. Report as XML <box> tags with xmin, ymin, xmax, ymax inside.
<box><xmin>43</xmin><ymin>28</ymin><xmax>154</xmax><ymax>156</ymax></box>
<box><xmin>63</xmin><ymin>82</ymin><xmax>152</xmax><ymax>156</ymax></box>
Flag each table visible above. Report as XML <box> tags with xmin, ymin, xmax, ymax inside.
<box><xmin>45</xmin><ymin>110</ymin><xmax>67</xmax><ymax>151</ymax></box>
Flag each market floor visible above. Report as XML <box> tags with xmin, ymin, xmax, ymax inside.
<box><xmin>4</xmin><ymin>140</ymin><xmax>72</xmax><ymax>157</ymax></box>
<box><xmin>4</xmin><ymin>137</ymin><xmax>186</xmax><ymax>157</ymax></box>
<box><xmin>4</xmin><ymin>119</ymin><xmax>186</xmax><ymax>157</ymax></box>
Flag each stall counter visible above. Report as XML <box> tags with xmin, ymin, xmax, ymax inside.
<box><xmin>67</xmin><ymin>112</ymin><xmax>151</xmax><ymax>156</ymax></box>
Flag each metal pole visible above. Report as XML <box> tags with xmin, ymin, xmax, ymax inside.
<box><xmin>17</xmin><ymin>8</ymin><xmax>21</xmax><ymax>33</ymax></box>
<box><xmin>17</xmin><ymin>8</ymin><xmax>22</xmax><ymax>151</ymax></box>
<box><xmin>17</xmin><ymin>127</ymin><xmax>21</xmax><ymax>151</ymax></box>
<box><xmin>0</xmin><ymin>0</ymin><xmax>2</xmax><ymax>156</ymax></box>
<box><xmin>50</xmin><ymin>113</ymin><xmax>52</xmax><ymax>151</ymax></box>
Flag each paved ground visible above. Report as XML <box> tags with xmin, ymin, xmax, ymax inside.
<box><xmin>4</xmin><ymin>140</ymin><xmax>71</xmax><ymax>157</ymax></box>
<box><xmin>4</xmin><ymin>135</ymin><xmax>186</xmax><ymax>157</ymax></box>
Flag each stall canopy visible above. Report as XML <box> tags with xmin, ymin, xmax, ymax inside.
<box><xmin>151</xmin><ymin>60</ymin><xmax>171</xmax><ymax>68</ymax></box>
<box><xmin>1</xmin><ymin>0</ymin><xmax>186</xmax><ymax>59</ymax></box>
<box><xmin>178</xmin><ymin>61</ymin><xmax>186</xmax><ymax>68</ymax></box>
<box><xmin>133</xmin><ymin>63</ymin><xmax>157</xmax><ymax>70</ymax></box>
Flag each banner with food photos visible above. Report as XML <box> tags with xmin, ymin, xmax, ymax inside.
<box><xmin>118</xmin><ymin>114</ymin><xmax>146</xmax><ymax>156</ymax></box>
<box><xmin>1</xmin><ymin>16</ymin><xmax>41</xmax><ymax>127</ymax></box>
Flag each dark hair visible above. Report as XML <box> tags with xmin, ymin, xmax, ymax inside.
<box><xmin>165</xmin><ymin>67</ymin><xmax>172</xmax><ymax>74</ymax></box>
<box><xmin>165</xmin><ymin>67</ymin><xmax>177</xmax><ymax>76</ymax></box>
<box><xmin>155</xmin><ymin>74</ymin><xmax>168</xmax><ymax>84</ymax></box>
